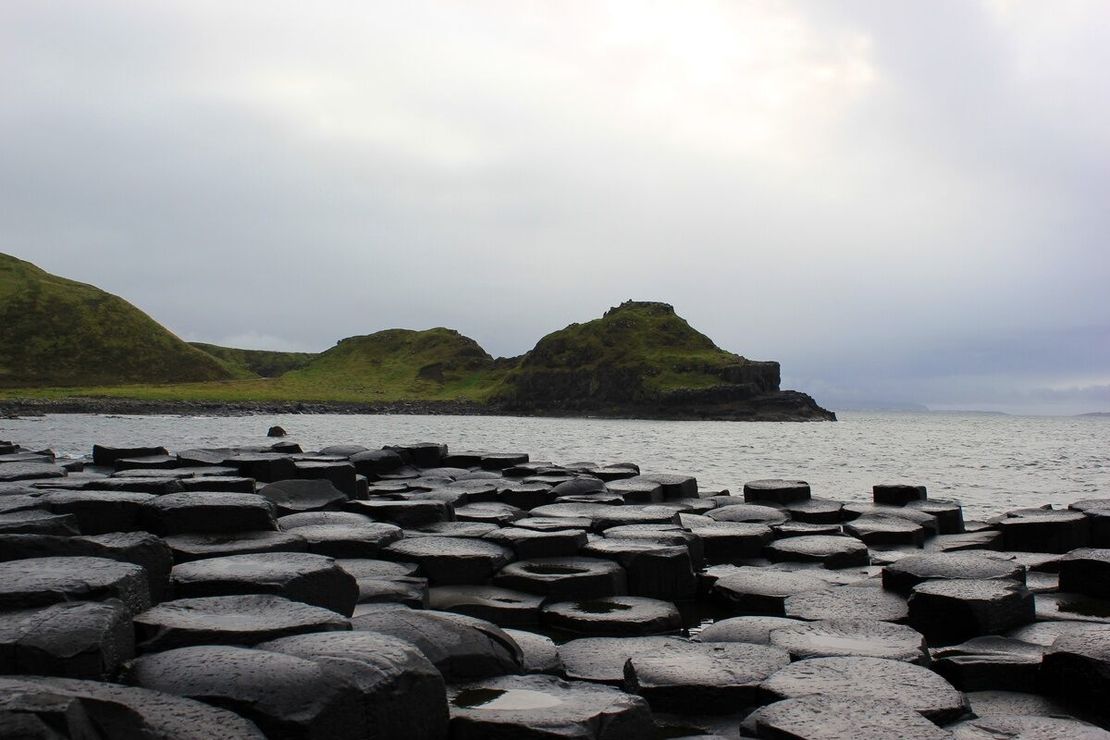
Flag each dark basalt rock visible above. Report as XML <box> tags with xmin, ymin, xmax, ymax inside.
<box><xmin>771</xmin><ymin>498</ymin><xmax>845</xmax><ymax>525</ymax></box>
<box><xmin>1058</xmin><ymin>548</ymin><xmax>1110</xmax><ymax>598</ymax></box>
<box><xmin>744</xmin><ymin>479</ymin><xmax>811</xmax><ymax>505</ymax></box>
<box><xmin>0</xmin><ymin>555</ymin><xmax>150</xmax><ymax>615</ymax></box>
<box><xmin>0</xmin><ymin>599</ymin><xmax>134</xmax><ymax>679</ymax></box>
<box><xmin>280</xmin><ymin>522</ymin><xmax>404</xmax><ymax>559</ymax></box>
<box><xmin>480</xmin><ymin>452</ymin><xmax>529</xmax><ymax>470</ymax></box>
<box><xmin>1042</xmin><ymin>629</ymin><xmax>1110</xmax><ymax>720</ymax></box>
<box><xmin>294</xmin><ymin>460</ymin><xmax>357</xmax><ymax>497</ymax></box>
<box><xmin>350</xmin><ymin>608</ymin><xmax>523</xmax><ymax>681</ymax></box>
<box><xmin>0</xmin><ymin>531</ymin><xmax>173</xmax><ymax>601</ymax></box>
<box><xmin>180</xmin><ymin>475</ymin><xmax>257</xmax><ymax>492</ymax></box>
<box><xmin>605</xmin><ymin>478</ymin><xmax>664</xmax><ymax>503</ymax></box>
<box><xmin>761</xmin><ymin>655</ymin><xmax>969</xmax><ymax>724</ymax></box>
<box><xmin>428</xmin><ymin>585</ymin><xmax>545</xmax><ymax>626</ymax></box>
<box><xmin>624</xmin><ymin>639</ymin><xmax>790</xmax><ymax>714</ymax></box>
<box><xmin>906</xmin><ymin>499</ymin><xmax>965</xmax><ymax>534</ymax></box>
<box><xmin>316</xmin><ymin>444</ymin><xmax>369</xmax><ymax>457</ymax></box>
<box><xmin>844</xmin><ymin>503</ymin><xmax>939</xmax><ymax>533</ymax></box>
<box><xmin>696</xmin><ymin>616</ymin><xmax>803</xmax><ymax>645</ymax></box>
<box><xmin>493</xmin><ymin>557</ymin><xmax>628</xmax><ymax>600</ymax></box>
<box><xmin>346</xmin><ymin>499</ymin><xmax>454</xmax><ymax>527</ymax></box>
<box><xmin>0</xmin><ymin>508</ymin><xmax>79</xmax><ymax>535</ymax></box>
<box><xmin>1035</xmin><ymin>591</ymin><xmax>1110</xmax><ymax>623</ymax></box>
<box><xmin>92</xmin><ymin>445</ymin><xmax>168</xmax><ymax>467</ymax></box>
<box><xmin>772</xmin><ymin>521</ymin><xmax>843</xmax><ymax>538</ymax></box>
<box><xmin>602</xmin><ymin>524</ymin><xmax>706</xmax><ymax>569</ymax></box>
<box><xmin>707</xmin><ymin>503</ymin><xmax>789</xmax><ymax>526</ymax></box>
<box><xmin>170</xmin><ymin>552</ymin><xmax>359</xmax><ymax>616</ymax></box>
<box><xmin>267</xmin><ymin>425</ymin><xmax>287</xmax><ymax>438</ymax></box>
<box><xmin>222</xmin><ymin>453</ymin><xmax>298</xmax><ymax>483</ymax></box>
<box><xmin>748</xmin><ymin>695</ymin><xmax>953</xmax><ymax>740</ymax></box>
<box><xmin>684</xmin><ymin>520</ymin><xmax>773</xmax><ymax>563</ymax></box>
<box><xmin>503</xmin><ymin>628</ymin><xmax>563</xmax><ymax>675</ymax></box>
<box><xmin>278</xmin><ymin>510</ymin><xmax>375</xmax><ymax>529</ymax></box>
<box><xmin>998</xmin><ymin>508</ymin><xmax>1091</xmax><ymax>553</ymax></box>
<box><xmin>882</xmin><ymin>552</ymin><xmax>1026</xmax><ymax>595</ymax></box>
<box><xmin>783</xmin><ymin>585</ymin><xmax>910</xmax><ymax>622</ymax></box>
<box><xmin>872</xmin><ymin>484</ymin><xmax>928</xmax><ymax>506</ymax></box>
<box><xmin>133</xmin><ymin>594</ymin><xmax>350</xmax><ymax>652</ymax></box>
<box><xmin>949</xmin><ymin>715</ymin><xmax>1110</xmax><ymax>739</ymax></box>
<box><xmin>36</xmin><ymin>489</ymin><xmax>155</xmax><ymax>534</ymax></box>
<box><xmin>709</xmin><ymin>566</ymin><xmax>827</xmax><ymax>615</ymax></box>
<box><xmin>411</xmin><ymin>521</ymin><xmax>500</xmax><ymax>538</ymax></box>
<box><xmin>0</xmin><ymin>461</ymin><xmax>68</xmax><ymax>482</ymax></box>
<box><xmin>448</xmin><ymin>673</ymin><xmax>654</xmax><ymax>740</ymax></box>
<box><xmin>485</xmin><ymin>526</ymin><xmax>588</xmax><ymax>559</ymax></box>
<box><xmin>930</xmin><ymin>636</ymin><xmax>1044</xmax><ymax>692</ymax></box>
<box><xmin>542</xmin><ymin>596</ymin><xmax>683</xmax><ymax>637</ymax></box>
<box><xmin>1071</xmin><ymin>498</ymin><xmax>1110</xmax><ymax>547</ymax></box>
<box><xmin>141</xmin><ymin>491</ymin><xmax>278</xmax><ymax>535</ymax></box>
<box><xmin>455</xmin><ymin>502</ymin><xmax>527</xmax><ymax>526</ymax></box>
<box><xmin>558</xmin><ymin>636</ymin><xmax>689</xmax><ymax>685</ymax></box>
<box><xmin>908</xmin><ymin>579</ymin><xmax>1035</xmax><ymax>644</ymax></box>
<box><xmin>258</xmin><ymin>478</ymin><xmax>348</xmax><ymax>514</ymax></box>
<box><xmin>383</xmin><ymin>537</ymin><xmax>513</xmax><ymax>585</ymax></box>
<box><xmin>636</xmin><ymin>473</ymin><xmax>698</xmax><ymax>499</ymax></box>
<box><xmin>125</xmin><ymin>645</ymin><xmax>365</xmax><ymax>739</ymax></box>
<box><xmin>581</xmin><ymin>538</ymin><xmax>697</xmax><ymax>600</ymax></box>
<box><xmin>349</xmin><ymin>448</ymin><xmax>405</xmax><ymax>477</ymax></box>
<box><xmin>1006</xmin><ymin>619</ymin><xmax>1110</xmax><ymax>647</ymax></box>
<box><xmin>0</xmin><ymin>675</ymin><xmax>266</xmax><ymax>738</ymax></box>
<box><xmin>845</xmin><ymin>515</ymin><xmax>927</xmax><ymax>547</ymax></box>
<box><xmin>769</xmin><ymin>619</ymin><xmax>928</xmax><ymax>663</ymax></box>
<box><xmin>765</xmin><ymin>534</ymin><xmax>869</xmax><ymax>569</ymax></box>
<box><xmin>385</xmin><ymin>442</ymin><xmax>447</xmax><ymax>469</ymax></box>
<box><xmin>259</xmin><ymin>630</ymin><xmax>450</xmax><ymax>740</ymax></box>
<box><xmin>166</xmin><ymin>530</ymin><xmax>308</xmax><ymax>562</ymax></box>
<box><xmin>53</xmin><ymin>475</ymin><xmax>187</xmax><ymax>494</ymax></box>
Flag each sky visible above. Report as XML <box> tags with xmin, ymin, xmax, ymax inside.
<box><xmin>2</xmin><ymin>1</ymin><xmax>1108</xmax><ymax>415</ymax></box>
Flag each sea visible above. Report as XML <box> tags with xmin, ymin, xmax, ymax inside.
<box><xmin>2</xmin><ymin>412</ymin><xmax>1107</xmax><ymax>522</ymax></box>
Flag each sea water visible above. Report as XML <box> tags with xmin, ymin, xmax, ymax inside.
<box><xmin>2</xmin><ymin>412</ymin><xmax>1107</xmax><ymax>520</ymax></box>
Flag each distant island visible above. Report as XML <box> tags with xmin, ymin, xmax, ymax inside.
<box><xmin>0</xmin><ymin>253</ymin><xmax>834</xmax><ymax>421</ymax></box>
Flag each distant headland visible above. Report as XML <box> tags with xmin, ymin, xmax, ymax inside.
<box><xmin>0</xmin><ymin>254</ymin><xmax>833</xmax><ymax>421</ymax></box>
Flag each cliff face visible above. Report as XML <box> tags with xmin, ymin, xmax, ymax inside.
<box><xmin>492</xmin><ymin>301</ymin><xmax>835</xmax><ymax>421</ymax></box>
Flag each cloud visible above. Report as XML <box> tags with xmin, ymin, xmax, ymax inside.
<box><xmin>0</xmin><ymin>1</ymin><xmax>1107</xmax><ymax>413</ymax></box>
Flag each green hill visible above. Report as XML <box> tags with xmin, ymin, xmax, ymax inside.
<box><xmin>189</xmin><ymin>342</ymin><xmax>317</xmax><ymax>379</ymax></box>
<box><xmin>0</xmin><ymin>253</ymin><xmax>231</xmax><ymax>387</ymax></box>
<box><xmin>493</xmin><ymin>300</ymin><xmax>833</xmax><ymax>419</ymax></box>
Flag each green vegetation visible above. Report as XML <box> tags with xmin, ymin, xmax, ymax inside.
<box><xmin>0</xmin><ymin>258</ymin><xmax>809</xmax><ymax>416</ymax></box>
<box><xmin>0</xmin><ymin>253</ymin><xmax>230</xmax><ymax>388</ymax></box>
<box><xmin>189</xmin><ymin>342</ymin><xmax>317</xmax><ymax>379</ymax></box>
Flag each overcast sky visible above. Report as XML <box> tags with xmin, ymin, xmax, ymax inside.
<box><xmin>2</xmin><ymin>1</ymin><xmax>1108</xmax><ymax>414</ymax></box>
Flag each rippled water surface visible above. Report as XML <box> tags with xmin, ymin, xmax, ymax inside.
<box><xmin>3</xmin><ymin>412</ymin><xmax>1107</xmax><ymax>519</ymax></box>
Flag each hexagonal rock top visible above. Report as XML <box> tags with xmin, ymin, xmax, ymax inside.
<box><xmin>882</xmin><ymin>552</ymin><xmax>1025</xmax><ymax>595</ymax></box>
<box><xmin>0</xmin><ymin>556</ymin><xmax>151</xmax><ymax>616</ymax></box>
<box><xmin>761</xmin><ymin>656</ymin><xmax>969</xmax><ymax>724</ymax></box>
<box><xmin>743</xmin><ymin>479</ymin><xmax>811</xmax><ymax>505</ymax></box>
<box><xmin>750</xmin><ymin>695</ymin><xmax>952</xmax><ymax>740</ymax></box>
<box><xmin>382</xmin><ymin>537</ymin><xmax>514</xmax><ymax>585</ymax></box>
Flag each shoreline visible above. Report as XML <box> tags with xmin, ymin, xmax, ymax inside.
<box><xmin>0</xmin><ymin>396</ymin><xmax>834</xmax><ymax>422</ymax></box>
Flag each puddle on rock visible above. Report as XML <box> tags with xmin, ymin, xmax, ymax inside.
<box><xmin>453</xmin><ymin>688</ymin><xmax>563</xmax><ymax>710</ymax></box>
<box><xmin>574</xmin><ymin>599</ymin><xmax>633</xmax><ymax>614</ymax></box>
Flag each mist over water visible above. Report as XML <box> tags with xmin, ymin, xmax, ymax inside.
<box><xmin>4</xmin><ymin>412</ymin><xmax>1107</xmax><ymax>521</ymax></box>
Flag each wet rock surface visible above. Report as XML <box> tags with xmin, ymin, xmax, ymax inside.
<box><xmin>1</xmin><ymin>434</ymin><xmax>1108</xmax><ymax>736</ymax></box>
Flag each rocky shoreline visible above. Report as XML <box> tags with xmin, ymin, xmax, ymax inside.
<box><xmin>0</xmin><ymin>435</ymin><xmax>1107</xmax><ymax>738</ymax></box>
<box><xmin>0</xmin><ymin>395</ymin><xmax>835</xmax><ymax>421</ymax></box>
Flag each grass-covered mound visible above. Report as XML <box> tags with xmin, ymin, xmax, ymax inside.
<box><xmin>0</xmin><ymin>253</ymin><xmax>231</xmax><ymax>387</ymax></box>
<box><xmin>493</xmin><ymin>300</ymin><xmax>787</xmax><ymax>414</ymax></box>
<box><xmin>189</xmin><ymin>342</ymin><xmax>317</xmax><ymax>379</ymax></box>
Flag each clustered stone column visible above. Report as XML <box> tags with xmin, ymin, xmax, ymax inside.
<box><xmin>0</xmin><ymin>437</ymin><xmax>1108</xmax><ymax>738</ymax></box>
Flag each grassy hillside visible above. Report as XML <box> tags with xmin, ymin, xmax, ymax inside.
<box><xmin>0</xmin><ymin>253</ymin><xmax>231</xmax><ymax>387</ymax></box>
<box><xmin>493</xmin><ymin>300</ymin><xmax>780</xmax><ymax>409</ymax></box>
<box><xmin>190</xmin><ymin>342</ymin><xmax>317</xmax><ymax>379</ymax></box>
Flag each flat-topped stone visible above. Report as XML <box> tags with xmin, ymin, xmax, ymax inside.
<box><xmin>744</xmin><ymin>479</ymin><xmax>811</xmax><ymax>505</ymax></box>
<box><xmin>624</xmin><ymin>639</ymin><xmax>790</xmax><ymax>714</ymax></box>
<box><xmin>1058</xmin><ymin>548</ymin><xmax>1110</xmax><ymax>598</ymax></box>
<box><xmin>383</xmin><ymin>537</ymin><xmax>513</xmax><ymax>585</ymax></box>
<box><xmin>257</xmin><ymin>479</ymin><xmax>348</xmax><ymax>514</ymax></box>
<box><xmin>784</xmin><ymin>585</ymin><xmax>910</xmax><ymax>622</ymax></box>
<box><xmin>908</xmin><ymin>578</ymin><xmax>1034</xmax><ymax>644</ymax></box>
<box><xmin>448</xmin><ymin>673</ymin><xmax>653</xmax><ymax>739</ymax></box>
<box><xmin>1042</xmin><ymin>629</ymin><xmax>1110</xmax><ymax>720</ymax></box>
<box><xmin>36</xmin><ymin>489</ymin><xmax>154</xmax><ymax>534</ymax></box>
<box><xmin>133</xmin><ymin>594</ymin><xmax>350</xmax><ymax>652</ymax></box>
<box><xmin>581</xmin><ymin>538</ymin><xmax>696</xmax><ymax>600</ymax></box>
<box><xmin>873</xmin><ymin>484</ymin><xmax>928</xmax><ymax>506</ymax></box>
<box><xmin>930</xmin><ymin>636</ymin><xmax>1044</xmax><ymax>692</ymax></box>
<box><xmin>542</xmin><ymin>596</ymin><xmax>682</xmax><ymax>637</ymax></box>
<box><xmin>696</xmin><ymin>616</ymin><xmax>804</xmax><ymax>645</ymax></box>
<box><xmin>883</xmin><ymin>552</ymin><xmax>1026</xmax><ymax>594</ymax></box>
<box><xmin>0</xmin><ymin>599</ymin><xmax>134</xmax><ymax>679</ymax></box>
<box><xmin>170</xmin><ymin>551</ymin><xmax>358</xmax><ymax>616</ymax></box>
<box><xmin>502</xmin><ymin>628</ymin><xmax>562</xmax><ymax>675</ymax></box>
<box><xmin>345</xmin><ymin>499</ymin><xmax>454</xmax><ymax>527</ymax></box>
<box><xmin>0</xmin><ymin>508</ymin><xmax>79</xmax><ymax>535</ymax></box>
<box><xmin>0</xmin><ymin>555</ymin><xmax>150</xmax><ymax>615</ymax></box>
<box><xmin>280</xmin><ymin>522</ymin><xmax>404</xmax><ymax>558</ymax></box>
<box><xmin>998</xmin><ymin>509</ymin><xmax>1091</xmax><ymax>553</ymax></box>
<box><xmin>428</xmin><ymin>585</ymin><xmax>545</xmax><ymax>626</ymax></box>
<box><xmin>684</xmin><ymin>521</ymin><xmax>774</xmax><ymax>563</ymax></box>
<box><xmin>766</xmin><ymin>535</ymin><xmax>869</xmax><ymax>569</ymax></box>
<box><xmin>351</xmin><ymin>608</ymin><xmax>523</xmax><ymax>681</ymax></box>
<box><xmin>749</xmin><ymin>695</ymin><xmax>953</xmax><ymax>740</ymax></box>
<box><xmin>259</xmin><ymin>630</ymin><xmax>449</xmax><ymax>740</ymax></box>
<box><xmin>165</xmin><ymin>530</ymin><xmax>308</xmax><ymax>562</ymax></box>
<box><xmin>950</xmin><ymin>715</ymin><xmax>1110</xmax><ymax>739</ymax></box>
<box><xmin>769</xmin><ymin>619</ymin><xmax>928</xmax><ymax>663</ymax></box>
<box><xmin>710</xmin><ymin>566</ymin><xmax>828</xmax><ymax>615</ymax></box>
<box><xmin>141</xmin><ymin>491</ymin><xmax>278</xmax><ymax>535</ymax></box>
<box><xmin>558</xmin><ymin>636</ymin><xmax>688</xmax><ymax>685</ymax></box>
<box><xmin>707</xmin><ymin>503</ymin><xmax>790</xmax><ymax>526</ymax></box>
<box><xmin>484</xmin><ymin>526</ymin><xmax>588</xmax><ymax>559</ymax></box>
<box><xmin>761</xmin><ymin>655</ymin><xmax>969</xmax><ymax>723</ymax></box>
<box><xmin>0</xmin><ymin>675</ymin><xmax>265</xmax><ymax>738</ymax></box>
<box><xmin>493</xmin><ymin>557</ymin><xmax>627</xmax><ymax>600</ymax></box>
